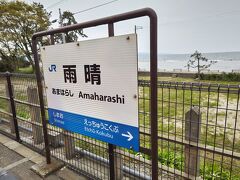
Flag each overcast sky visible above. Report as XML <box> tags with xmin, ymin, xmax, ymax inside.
<box><xmin>25</xmin><ymin>0</ymin><xmax>240</xmax><ymax>54</ymax></box>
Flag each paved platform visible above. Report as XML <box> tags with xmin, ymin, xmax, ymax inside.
<box><xmin>0</xmin><ymin>134</ymin><xmax>88</xmax><ymax>180</ymax></box>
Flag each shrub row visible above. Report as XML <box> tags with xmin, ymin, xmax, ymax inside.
<box><xmin>196</xmin><ymin>72</ymin><xmax>240</xmax><ymax>82</ymax></box>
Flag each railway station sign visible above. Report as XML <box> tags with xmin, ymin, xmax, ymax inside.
<box><xmin>41</xmin><ymin>34</ymin><xmax>139</xmax><ymax>151</ymax></box>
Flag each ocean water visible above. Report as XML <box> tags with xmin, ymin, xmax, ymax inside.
<box><xmin>138</xmin><ymin>52</ymin><xmax>240</xmax><ymax>72</ymax></box>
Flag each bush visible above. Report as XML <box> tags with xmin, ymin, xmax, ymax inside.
<box><xmin>0</xmin><ymin>60</ymin><xmax>14</xmax><ymax>72</ymax></box>
<box><xmin>196</xmin><ymin>72</ymin><xmax>240</xmax><ymax>82</ymax></box>
<box><xmin>18</xmin><ymin>58</ymin><xmax>30</xmax><ymax>68</ymax></box>
<box><xmin>17</xmin><ymin>65</ymin><xmax>33</xmax><ymax>74</ymax></box>
<box><xmin>158</xmin><ymin>150</ymin><xmax>183</xmax><ymax>170</ymax></box>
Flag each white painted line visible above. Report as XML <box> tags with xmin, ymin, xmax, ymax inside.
<box><xmin>0</xmin><ymin>158</ymin><xmax>29</xmax><ymax>173</ymax></box>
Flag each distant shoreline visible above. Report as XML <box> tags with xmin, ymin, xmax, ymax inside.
<box><xmin>138</xmin><ymin>70</ymin><xmax>239</xmax><ymax>79</ymax></box>
<box><xmin>138</xmin><ymin>58</ymin><xmax>240</xmax><ymax>73</ymax></box>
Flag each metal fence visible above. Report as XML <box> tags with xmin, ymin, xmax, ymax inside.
<box><xmin>0</xmin><ymin>72</ymin><xmax>239</xmax><ymax>179</ymax></box>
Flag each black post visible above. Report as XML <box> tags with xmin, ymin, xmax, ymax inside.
<box><xmin>149</xmin><ymin>10</ymin><xmax>158</xmax><ymax>180</ymax></box>
<box><xmin>108</xmin><ymin>23</ymin><xmax>116</xmax><ymax>180</ymax></box>
<box><xmin>50</xmin><ymin>35</ymin><xmax>54</xmax><ymax>45</ymax></box>
<box><xmin>32</xmin><ymin>38</ymin><xmax>51</xmax><ymax>164</ymax></box>
<box><xmin>6</xmin><ymin>72</ymin><xmax>20</xmax><ymax>142</ymax></box>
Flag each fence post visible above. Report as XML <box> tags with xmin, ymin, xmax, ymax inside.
<box><xmin>185</xmin><ymin>106</ymin><xmax>201</xmax><ymax>177</ymax></box>
<box><xmin>64</xmin><ymin>130</ymin><xmax>75</xmax><ymax>159</ymax></box>
<box><xmin>114</xmin><ymin>148</ymin><xmax>123</xmax><ymax>180</ymax></box>
<box><xmin>27</xmin><ymin>86</ymin><xmax>43</xmax><ymax>144</ymax></box>
<box><xmin>5</xmin><ymin>72</ymin><xmax>20</xmax><ymax>142</ymax></box>
<box><xmin>5</xmin><ymin>82</ymin><xmax>15</xmax><ymax>133</ymax></box>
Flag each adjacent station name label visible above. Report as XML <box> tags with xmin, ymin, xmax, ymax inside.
<box><xmin>41</xmin><ymin>34</ymin><xmax>139</xmax><ymax>151</ymax></box>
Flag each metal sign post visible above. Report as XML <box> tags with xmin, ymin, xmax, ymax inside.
<box><xmin>108</xmin><ymin>22</ymin><xmax>116</xmax><ymax>180</ymax></box>
<box><xmin>32</xmin><ymin>8</ymin><xmax>158</xmax><ymax>179</ymax></box>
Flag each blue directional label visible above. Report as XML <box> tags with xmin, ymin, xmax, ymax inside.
<box><xmin>48</xmin><ymin>108</ymin><xmax>139</xmax><ymax>151</ymax></box>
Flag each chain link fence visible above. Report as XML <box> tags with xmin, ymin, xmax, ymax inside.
<box><xmin>0</xmin><ymin>72</ymin><xmax>239</xmax><ymax>179</ymax></box>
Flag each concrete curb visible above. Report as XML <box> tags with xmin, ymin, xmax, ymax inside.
<box><xmin>0</xmin><ymin>134</ymin><xmax>88</xmax><ymax>179</ymax></box>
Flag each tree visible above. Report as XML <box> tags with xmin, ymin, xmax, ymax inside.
<box><xmin>186</xmin><ymin>50</ymin><xmax>216</xmax><ymax>79</ymax></box>
<box><xmin>1</xmin><ymin>1</ymin><xmax>87</xmax><ymax>72</ymax></box>
<box><xmin>0</xmin><ymin>0</ymin><xmax>51</xmax><ymax>70</ymax></box>
<box><xmin>0</xmin><ymin>59</ymin><xmax>15</xmax><ymax>72</ymax></box>
<box><xmin>54</xmin><ymin>9</ymin><xmax>87</xmax><ymax>44</ymax></box>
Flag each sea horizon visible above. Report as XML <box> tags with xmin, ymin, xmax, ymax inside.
<box><xmin>138</xmin><ymin>51</ymin><xmax>240</xmax><ymax>72</ymax></box>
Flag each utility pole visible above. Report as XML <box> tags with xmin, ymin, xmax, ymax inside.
<box><xmin>59</xmin><ymin>8</ymin><xmax>66</xmax><ymax>43</ymax></box>
<box><xmin>134</xmin><ymin>25</ymin><xmax>143</xmax><ymax>34</ymax></box>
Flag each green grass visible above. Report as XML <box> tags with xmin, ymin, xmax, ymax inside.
<box><xmin>140</xmin><ymin>75</ymin><xmax>240</xmax><ymax>85</ymax></box>
<box><xmin>17</xmin><ymin>65</ymin><xmax>33</xmax><ymax>74</ymax></box>
<box><xmin>0</xmin><ymin>99</ymin><xmax>8</xmax><ymax>110</ymax></box>
<box><xmin>138</xmin><ymin>75</ymin><xmax>240</xmax><ymax>178</ymax></box>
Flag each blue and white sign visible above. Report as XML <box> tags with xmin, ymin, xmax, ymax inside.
<box><xmin>41</xmin><ymin>34</ymin><xmax>139</xmax><ymax>151</ymax></box>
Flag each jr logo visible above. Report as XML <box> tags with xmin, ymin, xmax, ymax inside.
<box><xmin>49</xmin><ymin>65</ymin><xmax>57</xmax><ymax>72</ymax></box>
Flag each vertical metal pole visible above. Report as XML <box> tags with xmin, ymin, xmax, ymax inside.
<box><xmin>150</xmin><ymin>13</ymin><xmax>158</xmax><ymax>179</ymax></box>
<box><xmin>6</xmin><ymin>72</ymin><xmax>20</xmax><ymax>142</ymax></box>
<box><xmin>50</xmin><ymin>35</ymin><xmax>54</xmax><ymax>45</ymax></box>
<box><xmin>32</xmin><ymin>38</ymin><xmax>51</xmax><ymax>164</ymax></box>
<box><xmin>59</xmin><ymin>8</ymin><xmax>66</xmax><ymax>43</ymax></box>
<box><xmin>108</xmin><ymin>23</ymin><xmax>116</xmax><ymax>180</ymax></box>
